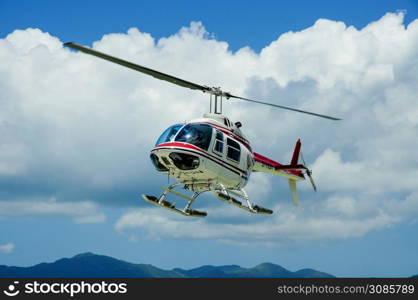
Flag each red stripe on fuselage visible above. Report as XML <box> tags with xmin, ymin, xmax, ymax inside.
<box><xmin>154</xmin><ymin>142</ymin><xmax>248</xmax><ymax>176</ymax></box>
<box><xmin>254</xmin><ymin>152</ymin><xmax>303</xmax><ymax>177</ymax></box>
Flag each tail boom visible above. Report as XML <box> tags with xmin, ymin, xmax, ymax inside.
<box><xmin>252</xmin><ymin>153</ymin><xmax>305</xmax><ymax>181</ymax></box>
<box><xmin>252</xmin><ymin>139</ymin><xmax>309</xmax><ymax>206</ymax></box>
<box><xmin>252</xmin><ymin>139</ymin><xmax>306</xmax><ymax>181</ymax></box>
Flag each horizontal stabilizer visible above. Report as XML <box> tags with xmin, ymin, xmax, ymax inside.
<box><xmin>275</xmin><ymin>164</ymin><xmax>307</xmax><ymax>170</ymax></box>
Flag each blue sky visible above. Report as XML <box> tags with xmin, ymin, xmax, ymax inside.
<box><xmin>2</xmin><ymin>0</ymin><xmax>418</xmax><ymax>52</ymax></box>
<box><xmin>1</xmin><ymin>0</ymin><xmax>418</xmax><ymax>277</ymax></box>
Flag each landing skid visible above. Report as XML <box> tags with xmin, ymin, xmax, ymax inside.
<box><xmin>142</xmin><ymin>183</ymin><xmax>272</xmax><ymax>217</ymax></box>
<box><xmin>141</xmin><ymin>183</ymin><xmax>207</xmax><ymax>217</ymax></box>
<box><xmin>214</xmin><ymin>188</ymin><xmax>273</xmax><ymax>215</ymax></box>
<box><xmin>142</xmin><ymin>195</ymin><xmax>207</xmax><ymax>217</ymax></box>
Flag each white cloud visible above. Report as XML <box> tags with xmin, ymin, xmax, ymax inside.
<box><xmin>0</xmin><ymin>243</ymin><xmax>15</xmax><ymax>254</ymax></box>
<box><xmin>2</xmin><ymin>12</ymin><xmax>418</xmax><ymax>245</ymax></box>
<box><xmin>0</xmin><ymin>198</ymin><xmax>106</xmax><ymax>223</ymax></box>
<box><xmin>114</xmin><ymin>196</ymin><xmax>402</xmax><ymax>245</ymax></box>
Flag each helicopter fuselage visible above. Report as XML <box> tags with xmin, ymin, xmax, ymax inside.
<box><xmin>150</xmin><ymin>114</ymin><xmax>253</xmax><ymax>190</ymax></box>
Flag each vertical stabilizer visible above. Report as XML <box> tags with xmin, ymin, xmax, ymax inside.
<box><xmin>288</xmin><ymin>179</ymin><xmax>299</xmax><ymax>206</ymax></box>
<box><xmin>291</xmin><ymin>139</ymin><xmax>301</xmax><ymax>166</ymax></box>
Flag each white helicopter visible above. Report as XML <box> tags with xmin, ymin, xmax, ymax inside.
<box><xmin>65</xmin><ymin>42</ymin><xmax>340</xmax><ymax>217</ymax></box>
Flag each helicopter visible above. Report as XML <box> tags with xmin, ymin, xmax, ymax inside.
<box><xmin>64</xmin><ymin>42</ymin><xmax>340</xmax><ymax>217</ymax></box>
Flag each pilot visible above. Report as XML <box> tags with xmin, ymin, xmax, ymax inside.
<box><xmin>190</xmin><ymin>130</ymin><xmax>204</xmax><ymax>148</ymax></box>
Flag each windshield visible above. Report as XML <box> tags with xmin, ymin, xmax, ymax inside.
<box><xmin>175</xmin><ymin>123</ymin><xmax>213</xmax><ymax>151</ymax></box>
<box><xmin>155</xmin><ymin>124</ymin><xmax>183</xmax><ymax>146</ymax></box>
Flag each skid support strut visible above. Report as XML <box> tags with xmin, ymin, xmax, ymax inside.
<box><xmin>141</xmin><ymin>183</ymin><xmax>207</xmax><ymax>217</ymax></box>
<box><xmin>214</xmin><ymin>186</ymin><xmax>273</xmax><ymax>214</ymax></box>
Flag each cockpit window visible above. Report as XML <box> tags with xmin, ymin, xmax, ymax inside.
<box><xmin>155</xmin><ymin>124</ymin><xmax>183</xmax><ymax>146</ymax></box>
<box><xmin>175</xmin><ymin>123</ymin><xmax>213</xmax><ymax>151</ymax></box>
<box><xmin>213</xmin><ymin>131</ymin><xmax>224</xmax><ymax>155</ymax></box>
<box><xmin>226</xmin><ymin>138</ymin><xmax>241</xmax><ymax>162</ymax></box>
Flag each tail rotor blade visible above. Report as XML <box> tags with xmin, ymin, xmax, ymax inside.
<box><xmin>307</xmin><ymin>170</ymin><xmax>317</xmax><ymax>192</ymax></box>
<box><xmin>301</xmin><ymin>152</ymin><xmax>317</xmax><ymax>191</ymax></box>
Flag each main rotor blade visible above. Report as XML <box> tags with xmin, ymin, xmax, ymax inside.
<box><xmin>64</xmin><ymin>42</ymin><xmax>210</xmax><ymax>92</ymax></box>
<box><xmin>227</xmin><ymin>94</ymin><xmax>341</xmax><ymax>121</ymax></box>
<box><xmin>65</xmin><ymin>42</ymin><xmax>341</xmax><ymax>120</ymax></box>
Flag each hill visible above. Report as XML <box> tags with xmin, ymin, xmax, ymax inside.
<box><xmin>0</xmin><ymin>252</ymin><xmax>334</xmax><ymax>278</ymax></box>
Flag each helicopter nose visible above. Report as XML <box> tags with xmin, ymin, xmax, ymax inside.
<box><xmin>169</xmin><ymin>152</ymin><xmax>200</xmax><ymax>170</ymax></box>
<box><xmin>150</xmin><ymin>153</ymin><xmax>169</xmax><ymax>172</ymax></box>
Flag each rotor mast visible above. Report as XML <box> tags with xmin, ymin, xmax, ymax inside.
<box><xmin>208</xmin><ymin>87</ymin><xmax>227</xmax><ymax>114</ymax></box>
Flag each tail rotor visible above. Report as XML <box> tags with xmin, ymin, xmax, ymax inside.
<box><xmin>301</xmin><ymin>152</ymin><xmax>317</xmax><ymax>192</ymax></box>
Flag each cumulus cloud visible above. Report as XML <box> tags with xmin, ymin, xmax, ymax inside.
<box><xmin>1</xmin><ymin>12</ymin><xmax>418</xmax><ymax>245</ymax></box>
<box><xmin>114</xmin><ymin>196</ymin><xmax>405</xmax><ymax>246</ymax></box>
<box><xmin>0</xmin><ymin>243</ymin><xmax>15</xmax><ymax>254</ymax></box>
<box><xmin>0</xmin><ymin>198</ymin><xmax>106</xmax><ymax>223</ymax></box>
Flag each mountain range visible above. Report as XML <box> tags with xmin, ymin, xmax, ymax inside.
<box><xmin>0</xmin><ymin>252</ymin><xmax>335</xmax><ymax>278</ymax></box>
